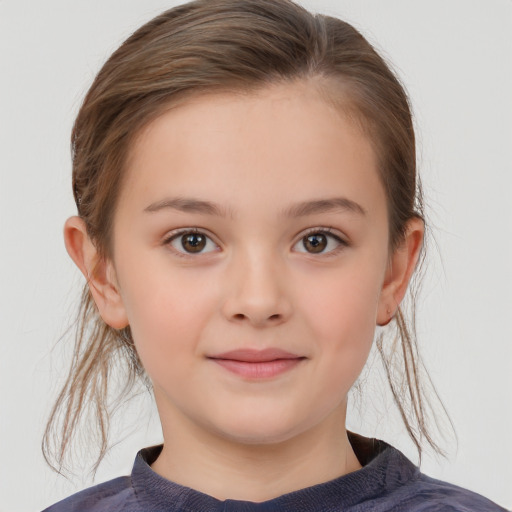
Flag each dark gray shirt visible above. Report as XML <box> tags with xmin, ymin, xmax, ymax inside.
<box><xmin>42</xmin><ymin>432</ymin><xmax>507</xmax><ymax>511</ymax></box>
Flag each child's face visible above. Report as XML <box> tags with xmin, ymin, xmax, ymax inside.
<box><xmin>109</xmin><ymin>81</ymin><xmax>393</xmax><ymax>445</ymax></box>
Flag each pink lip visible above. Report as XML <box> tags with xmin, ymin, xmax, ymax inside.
<box><xmin>208</xmin><ymin>348</ymin><xmax>305</xmax><ymax>379</ymax></box>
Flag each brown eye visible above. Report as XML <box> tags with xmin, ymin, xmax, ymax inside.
<box><xmin>181</xmin><ymin>233</ymin><xmax>206</xmax><ymax>253</ymax></box>
<box><xmin>166</xmin><ymin>230</ymin><xmax>218</xmax><ymax>256</ymax></box>
<box><xmin>293</xmin><ymin>229</ymin><xmax>346</xmax><ymax>256</ymax></box>
<box><xmin>303</xmin><ymin>233</ymin><xmax>328</xmax><ymax>253</ymax></box>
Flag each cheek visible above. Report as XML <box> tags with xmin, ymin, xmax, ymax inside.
<box><xmin>117</xmin><ymin>262</ymin><xmax>219</xmax><ymax>372</ymax></box>
<box><xmin>305</xmin><ymin>271</ymin><xmax>380</xmax><ymax>327</ymax></box>
<box><xmin>297</xmin><ymin>257</ymin><xmax>383</xmax><ymax>362</ymax></box>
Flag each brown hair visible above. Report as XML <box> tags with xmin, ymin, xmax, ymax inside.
<box><xmin>43</xmin><ymin>0</ymin><xmax>454</xmax><ymax>474</ymax></box>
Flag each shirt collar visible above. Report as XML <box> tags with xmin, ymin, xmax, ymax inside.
<box><xmin>131</xmin><ymin>431</ymin><xmax>419</xmax><ymax>511</ymax></box>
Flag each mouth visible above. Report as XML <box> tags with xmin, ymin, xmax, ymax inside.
<box><xmin>207</xmin><ymin>348</ymin><xmax>306</xmax><ymax>379</ymax></box>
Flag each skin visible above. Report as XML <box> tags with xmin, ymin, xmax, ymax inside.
<box><xmin>65</xmin><ymin>80</ymin><xmax>423</xmax><ymax>502</ymax></box>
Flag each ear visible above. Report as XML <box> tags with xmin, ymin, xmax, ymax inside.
<box><xmin>376</xmin><ymin>217</ymin><xmax>424</xmax><ymax>326</ymax></box>
<box><xmin>63</xmin><ymin>216</ymin><xmax>129</xmax><ymax>329</ymax></box>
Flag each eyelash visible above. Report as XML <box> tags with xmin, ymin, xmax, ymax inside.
<box><xmin>299</xmin><ymin>227</ymin><xmax>348</xmax><ymax>257</ymax></box>
<box><xmin>162</xmin><ymin>228</ymin><xmax>218</xmax><ymax>259</ymax></box>
<box><xmin>162</xmin><ymin>227</ymin><xmax>348</xmax><ymax>258</ymax></box>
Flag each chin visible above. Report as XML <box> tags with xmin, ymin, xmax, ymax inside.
<box><xmin>207</xmin><ymin>411</ymin><xmax>314</xmax><ymax>447</ymax></box>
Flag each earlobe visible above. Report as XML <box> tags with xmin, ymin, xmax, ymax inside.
<box><xmin>377</xmin><ymin>217</ymin><xmax>424</xmax><ymax>326</ymax></box>
<box><xmin>63</xmin><ymin>216</ymin><xmax>129</xmax><ymax>329</ymax></box>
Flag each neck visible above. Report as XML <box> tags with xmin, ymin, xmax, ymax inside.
<box><xmin>151</xmin><ymin>404</ymin><xmax>362</xmax><ymax>502</ymax></box>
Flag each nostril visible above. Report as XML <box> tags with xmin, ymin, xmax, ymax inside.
<box><xmin>231</xmin><ymin>313</ymin><xmax>281</xmax><ymax>322</ymax></box>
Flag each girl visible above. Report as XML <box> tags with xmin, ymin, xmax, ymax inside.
<box><xmin>40</xmin><ymin>0</ymin><xmax>507</xmax><ymax>510</ymax></box>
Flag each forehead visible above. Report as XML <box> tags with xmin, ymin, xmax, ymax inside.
<box><xmin>119</xmin><ymin>81</ymin><xmax>385</xmax><ymax>222</ymax></box>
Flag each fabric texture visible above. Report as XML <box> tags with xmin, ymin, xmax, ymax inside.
<box><xmin>42</xmin><ymin>432</ymin><xmax>507</xmax><ymax>511</ymax></box>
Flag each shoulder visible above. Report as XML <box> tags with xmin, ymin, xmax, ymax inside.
<box><xmin>385</xmin><ymin>471</ymin><xmax>508</xmax><ymax>511</ymax></box>
<box><xmin>345</xmin><ymin>434</ymin><xmax>507</xmax><ymax>511</ymax></box>
<box><xmin>357</xmin><ymin>437</ymin><xmax>508</xmax><ymax>512</ymax></box>
<box><xmin>41</xmin><ymin>476</ymin><xmax>136</xmax><ymax>512</ymax></box>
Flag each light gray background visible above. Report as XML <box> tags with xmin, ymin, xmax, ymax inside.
<box><xmin>1</xmin><ymin>1</ymin><xmax>511</xmax><ymax>510</ymax></box>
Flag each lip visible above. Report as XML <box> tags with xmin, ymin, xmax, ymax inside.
<box><xmin>208</xmin><ymin>348</ymin><xmax>306</xmax><ymax>379</ymax></box>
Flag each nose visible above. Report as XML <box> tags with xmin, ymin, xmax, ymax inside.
<box><xmin>221</xmin><ymin>249</ymin><xmax>293</xmax><ymax>328</ymax></box>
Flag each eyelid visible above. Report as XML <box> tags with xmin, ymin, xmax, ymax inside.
<box><xmin>161</xmin><ymin>226</ymin><xmax>349</xmax><ymax>258</ymax></box>
<box><xmin>292</xmin><ymin>226</ymin><xmax>349</xmax><ymax>256</ymax></box>
<box><xmin>162</xmin><ymin>227</ymin><xmax>220</xmax><ymax>257</ymax></box>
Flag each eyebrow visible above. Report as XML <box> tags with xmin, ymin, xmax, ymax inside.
<box><xmin>144</xmin><ymin>196</ymin><xmax>366</xmax><ymax>218</ymax></box>
<box><xmin>282</xmin><ymin>197</ymin><xmax>366</xmax><ymax>218</ymax></box>
<box><xmin>144</xmin><ymin>197</ymin><xmax>233</xmax><ymax>217</ymax></box>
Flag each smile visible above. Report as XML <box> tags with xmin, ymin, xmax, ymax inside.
<box><xmin>207</xmin><ymin>348</ymin><xmax>306</xmax><ymax>379</ymax></box>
